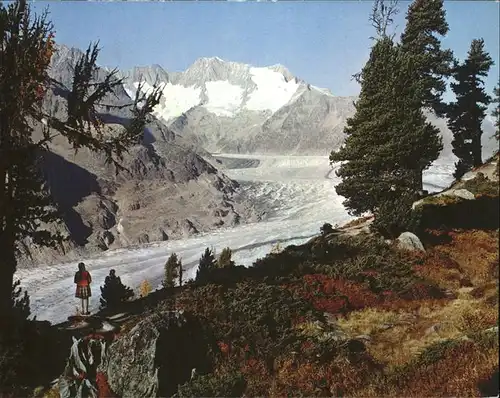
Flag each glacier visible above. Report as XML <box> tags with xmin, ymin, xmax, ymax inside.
<box><xmin>15</xmin><ymin>154</ymin><xmax>455</xmax><ymax>325</ymax></box>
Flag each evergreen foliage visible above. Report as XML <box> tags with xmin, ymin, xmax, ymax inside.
<box><xmin>0</xmin><ymin>0</ymin><xmax>162</xmax><ymax>321</ymax></box>
<box><xmin>330</xmin><ymin>35</ymin><xmax>441</xmax><ymax>237</ymax></box>
<box><xmin>196</xmin><ymin>248</ymin><xmax>216</xmax><ymax>283</ymax></box>
<box><xmin>164</xmin><ymin>253</ymin><xmax>180</xmax><ymax>288</ymax></box>
<box><xmin>178</xmin><ymin>258</ymin><xmax>183</xmax><ymax>287</ymax></box>
<box><xmin>330</xmin><ymin>0</ymin><xmax>447</xmax><ymax>236</ymax></box>
<box><xmin>448</xmin><ymin>38</ymin><xmax>494</xmax><ymax>178</ymax></box>
<box><xmin>400</xmin><ymin>0</ymin><xmax>454</xmax><ymax>116</ymax></box>
<box><xmin>11</xmin><ymin>280</ymin><xmax>30</xmax><ymax>321</ymax></box>
<box><xmin>99</xmin><ymin>274</ymin><xmax>135</xmax><ymax>310</ymax></box>
<box><xmin>491</xmin><ymin>83</ymin><xmax>499</xmax><ymax>141</ymax></box>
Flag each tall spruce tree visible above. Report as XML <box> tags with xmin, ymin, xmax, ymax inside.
<box><xmin>400</xmin><ymin>0</ymin><xmax>454</xmax><ymax>117</ymax></box>
<box><xmin>0</xmin><ymin>0</ymin><xmax>162</xmax><ymax>322</ymax></box>
<box><xmin>331</xmin><ymin>0</ymin><xmax>442</xmax><ymax>236</ymax></box>
<box><xmin>492</xmin><ymin>83</ymin><xmax>499</xmax><ymax>141</ymax></box>
<box><xmin>330</xmin><ymin>37</ymin><xmax>403</xmax><ymax>216</ymax></box>
<box><xmin>447</xmin><ymin>39</ymin><xmax>494</xmax><ymax>178</ymax></box>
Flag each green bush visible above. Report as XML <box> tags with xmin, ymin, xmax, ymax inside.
<box><xmin>320</xmin><ymin>223</ymin><xmax>334</xmax><ymax>235</ymax></box>
<box><xmin>370</xmin><ymin>194</ymin><xmax>421</xmax><ymax>238</ymax></box>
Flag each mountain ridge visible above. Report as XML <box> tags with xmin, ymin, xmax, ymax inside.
<box><xmin>116</xmin><ymin>53</ymin><xmax>496</xmax><ymax>158</ymax></box>
<box><xmin>18</xmin><ymin>44</ymin><xmax>261</xmax><ymax>267</ymax></box>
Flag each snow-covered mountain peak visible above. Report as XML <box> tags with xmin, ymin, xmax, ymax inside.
<box><xmin>119</xmin><ymin>56</ymin><xmax>315</xmax><ymax>122</ymax></box>
<box><xmin>267</xmin><ymin>64</ymin><xmax>296</xmax><ymax>82</ymax></box>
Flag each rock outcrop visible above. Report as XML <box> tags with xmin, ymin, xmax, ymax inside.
<box><xmin>17</xmin><ymin>45</ymin><xmax>259</xmax><ymax>267</ymax></box>
<box><xmin>396</xmin><ymin>232</ymin><xmax>426</xmax><ymax>252</ymax></box>
<box><xmin>101</xmin><ymin>310</ymin><xmax>214</xmax><ymax>398</ymax></box>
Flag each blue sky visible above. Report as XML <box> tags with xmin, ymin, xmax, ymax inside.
<box><xmin>32</xmin><ymin>0</ymin><xmax>499</xmax><ymax>99</ymax></box>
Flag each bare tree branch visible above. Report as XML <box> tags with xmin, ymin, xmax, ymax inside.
<box><xmin>369</xmin><ymin>0</ymin><xmax>399</xmax><ymax>39</ymax></box>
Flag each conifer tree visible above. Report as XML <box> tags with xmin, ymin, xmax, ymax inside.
<box><xmin>178</xmin><ymin>259</ymin><xmax>183</xmax><ymax>287</ymax></box>
<box><xmin>164</xmin><ymin>253</ymin><xmax>180</xmax><ymax>288</ymax></box>
<box><xmin>400</xmin><ymin>0</ymin><xmax>454</xmax><ymax>116</ymax></box>
<box><xmin>217</xmin><ymin>247</ymin><xmax>235</xmax><ymax>268</ymax></box>
<box><xmin>330</xmin><ymin>0</ymin><xmax>442</xmax><ymax>236</ymax></box>
<box><xmin>99</xmin><ymin>276</ymin><xmax>134</xmax><ymax>310</ymax></box>
<box><xmin>196</xmin><ymin>247</ymin><xmax>216</xmax><ymax>282</ymax></box>
<box><xmin>0</xmin><ymin>0</ymin><xmax>162</xmax><ymax>321</ymax></box>
<box><xmin>492</xmin><ymin>83</ymin><xmax>499</xmax><ymax>141</ymax></box>
<box><xmin>448</xmin><ymin>39</ymin><xmax>494</xmax><ymax>178</ymax></box>
<box><xmin>11</xmin><ymin>280</ymin><xmax>30</xmax><ymax>320</ymax></box>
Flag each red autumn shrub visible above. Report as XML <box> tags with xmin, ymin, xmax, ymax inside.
<box><xmin>96</xmin><ymin>372</ymin><xmax>119</xmax><ymax>398</ymax></box>
<box><xmin>400</xmin><ymin>282</ymin><xmax>446</xmax><ymax>301</ymax></box>
<box><xmin>290</xmin><ymin>274</ymin><xmax>381</xmax><ymax>314</ymax></box>
<box><xmin>218</xmin><ymin>341</ymin><xmax>230</xmax><ymax>355</ymax></box>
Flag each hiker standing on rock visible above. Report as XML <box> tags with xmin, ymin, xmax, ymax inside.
<box><xmin>74</xmin><ymin>262</ymin><xmax>92</xmax><ymax>315</ymax></box>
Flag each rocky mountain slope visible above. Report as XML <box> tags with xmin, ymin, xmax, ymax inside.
<box><xmin>120</xmin><ymin>57</ymin><xmax>497</xmax><ymax>158</ymax></box>
<box><xmin>118</xmin><ymin>58</ymin><xmax>356</xmax><ymax>155</ymax></box>
<box><xmin>18</xmin><ymin>46</ymin><xmax>260</xmax><ymax>267</ymax></box>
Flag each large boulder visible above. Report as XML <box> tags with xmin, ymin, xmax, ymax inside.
<box><xmin>396</xmin><ymin>232</ymin><xmax>425</xmax><ymax>252</ymax></box>
<box><xmin>441</xmin><ymin>188</ymin><xmax>475</xmax><ymax>201</ymax></box>
<box><xmin>100</xmin><ymin>310</ymin><xmax>214</xmax><ymax>398</ymax></box>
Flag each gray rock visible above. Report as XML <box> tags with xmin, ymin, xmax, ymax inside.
<box><xmin>424</xmin><ymin>324</ymin><xmax>442</xmax><ymax>335</ymax></box>
<box><xmin>150</xmin><ymin>228</ymin><xmax>169</xmax><ymax>241</ymax></box>
<box><xmin>102</xmin><ymin>231</ymin><xmax>115</xmax><ymax>247</ymax></box>
<box><xmin>136</xmin><ymin>233</ymin><xmax>150</xmax><ymax>244</ymax></box>
<box><xmin>447</xmin><ymin>188</ymin><xmax>475</xmax><ymax>200</ymax></box>
<box><xmin>396</xmin><ymin>232</ymin><xmax>425</xmax><ymax>252</ymax></box>
<box><xmin>412</xmin><ymin>198</ymin><xmax>425</xmax><ymax>210</ymax></box>
<box><xmin>102</xmin><ymin>310</ymin><xmax>211</xmax><ymax>398</ymax></box>
<box><xmin>181</xmin><ymin>219</ymin><xmax>198</xmax><ymax>235</ymax></box>
<box><xmin>380</xmin><ymin>323</ymin><xmax>394</xmax><ymax>331</ymax></box>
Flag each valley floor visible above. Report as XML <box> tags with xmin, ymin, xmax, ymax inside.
<box><xmin>16</xmin><ymin>154</ymin><xmax>455</xmax><ymax>324</ymax></box>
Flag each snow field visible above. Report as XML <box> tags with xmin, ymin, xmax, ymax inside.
<box><xmin>244</xmin><ymin>67</ymin><xmax>300</xmax><ymax>112</ymax></box>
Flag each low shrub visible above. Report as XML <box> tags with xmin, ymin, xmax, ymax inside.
<box><xmin>456</xmin><ymin>306</ymin><xmax>498</xmax><ymax>336</ymax></box>
<box><xmin>288</xmin><ymin>274</ymin><xmax>380</xmax><ymax>315</ymax></box>
<box><xmin>175</xmin><ymin>370</ymin><xmax>246</xmax><ymax>397</ymax></box>
<box><xmin>462</xmin><ymin>172</ymin><xmax>499</xmax><ymax>196</ymax></box>
<box><xmin>385</xmin><ymin>336</ymin><xmax>499</xmax><ymax>397</ymax></box>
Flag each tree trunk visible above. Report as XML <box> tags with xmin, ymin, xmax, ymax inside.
<box><xmin>0</xmin><ymin>167</ymin><xmax>16</xmax><ymax>331</ymax></box>
<box><xmin>472</xmin><ymin>131</ymin><xmax>483</xmax><ymax>168</ymax></box>
<box><xmin>0</xmin><ymin>239</ymin><xmax>16</xmax><ymax>327</ymax></box>
<box><xmin>414</xmin><ymin>168</ymin><xmax>423</xmax><ymax>192</ymax></box>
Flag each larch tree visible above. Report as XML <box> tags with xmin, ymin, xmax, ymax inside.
<box><xmin>0</xmin><ymin>0</ymin><xmax>162</xmax><ymax>323</ymax></box>
<box><xmin>217</xmin><ymin>247</ymin><xmax>235</xmax><ymax>268</ymax></box>
<box><xmin>447</xmin><ymin>39</ymin><xmax>494</xmax><ymax>179</ymax></box>
<box><xmin>400</xmin><ymin>0</ymin><xmax>454</xmax><ymax>117</ymax></box>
